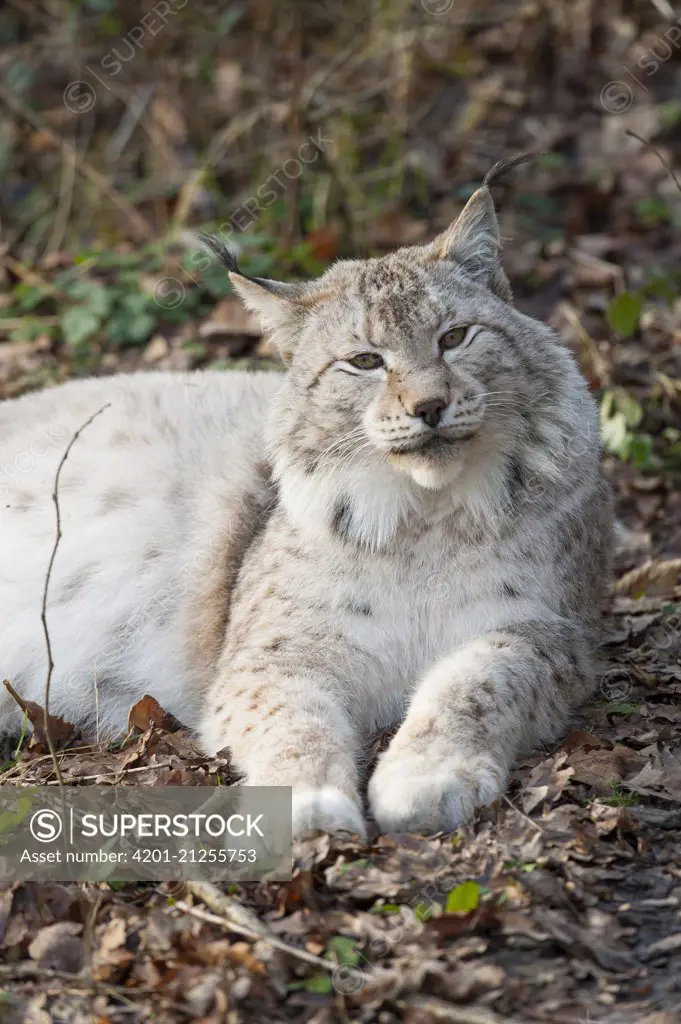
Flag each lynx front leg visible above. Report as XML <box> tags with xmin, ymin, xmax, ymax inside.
<box><xmin>369</xmin><ymin>620</ymin><xmax>592</xmax><ymax>834</ymax></box>
<box><xmin>200</xmin><ymin>667</ymin><xmax>366</xmax><ymax>840</ymax></box>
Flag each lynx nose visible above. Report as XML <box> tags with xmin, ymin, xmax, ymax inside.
<box><xmin>413</xmin><ymin>397</ymin><xmax>447</xmax><ymax>428</ymax></box>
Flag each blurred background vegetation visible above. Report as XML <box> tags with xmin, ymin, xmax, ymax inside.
<box><xmin>0</xmin><ymin>0</ymin><xmax>680</xmax><ymax>551</ymax></box>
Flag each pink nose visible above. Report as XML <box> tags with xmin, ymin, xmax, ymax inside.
<box><xmin>412</xmin><ymin>397</ymin><xmax>447</xmax><ymax>428</ymax></box>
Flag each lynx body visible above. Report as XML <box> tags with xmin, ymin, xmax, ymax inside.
<box><xmin>0</xmin><ymin>180</ymin><xmax>613</xmax><ymax>837</ymax></box>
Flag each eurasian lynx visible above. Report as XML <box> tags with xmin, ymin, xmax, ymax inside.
<box><xmin>0</xmin><ymin>170</ymin><xmax>613</xmax><ymax>838</ymax></box>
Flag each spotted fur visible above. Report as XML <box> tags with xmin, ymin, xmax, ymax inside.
<box><xmin>0</xmin><ymin>182</ymin><xmax>613</xmax><ymax>837</ymax></box>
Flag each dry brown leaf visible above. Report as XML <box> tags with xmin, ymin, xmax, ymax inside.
<box><xmin>560</xmin><ymin>729</ymin><xmax>610</xmax><ymax>753</ymax></box>
<box><xmin>28</xmin><ymin>921</ymin><xmax>83</xmax><ymax>972</ymax></box>
<box><xmin>3</xmin><ymin>679</ymin><xmax>79</xmax><ymax>753</ymax></box>
<box><xmin>521</xmin><ymin>752</ymin><xmax>575</xmax><ymax>814</ymax></box>
<box><xmin>567</xmin><ymin>744</ymin><xmax>644</xmax><ymax>792</ymax></box>
<box><xmin>127</xmin><ymin>694</ymin><xmax>180</xmax><ymax>733</ymax></box>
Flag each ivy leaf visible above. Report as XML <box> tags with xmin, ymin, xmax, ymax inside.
<box><xmin>66</xmin><ymin>280</ymin><xmax>112</xmax><ymax>318</ymax></box>
<box><xmin>606</xmin><ymin>292</ymin><xmax>642</xmax><ymax>338</ymax></box>
<box><xmin>60</xmin><ymin>306</ymin><xmax>102</xmax><ymax>346</ymax></box>
<box><xmin>445</xmin><ymin>880</ymin><xmax>481</xmax><ymax>914</ymax></box>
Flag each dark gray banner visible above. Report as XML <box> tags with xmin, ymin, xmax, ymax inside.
<box><xmin>0</xmin><ymin>786</ymin><xmax>292</xmax><ymax>881</ymax></box>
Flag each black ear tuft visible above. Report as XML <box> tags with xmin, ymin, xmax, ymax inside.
<box><xmin>196</xmin><ymin>233</ymin><xmax>240</xmax><ymax>273</ymax></box>
<box><xmin>482</xmin><ymin>151</ymin><xmax>543</xmax><ymax>188</ymax></box>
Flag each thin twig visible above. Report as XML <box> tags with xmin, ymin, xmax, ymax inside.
<box><xmin>625</xmin><ymin>130</ymin><xmax>681</xmax><ymax>197</ymax></box>
<box><xmin>503</xmin><ymin>793</ymin><xmax>546</xmax><ymax>834</ymax></box>
<box><xmin>180</xmin><ymin>881</ymin><xmax>358</xmax><ymax>976</ymax></box>
<box><xmin>41</xmin><ymin>404</ymin><xmax>111</xmax><ymax>787</ymax></box>
<box><xmin>45</xmin><ymin>143</ymin><xmax>77</xmax><ymax>256</ymax></box>
<box><xmin>1</xmin><ymin>253</ymin><xmax>66</xmax><ymax>299</ymax></box>
<box><xmin>0</xmin><ymin>744</ymin><xmax>103</xmax><ymax>781</ymax></box>
<box><xmin>45</xmin><ymin>761</ymin><xmax>174</xmax><ymax>784</ymax></box>
<box><xmin>174</xmin><ymin>897</ymin><xmax>338</xmax><ymax>973</ymax></box>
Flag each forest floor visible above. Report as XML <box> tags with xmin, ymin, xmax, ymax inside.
<box><xmin>2</xmin><ymin>1</ymin><xmax>681</xmax><ymax>1021</ymax></box>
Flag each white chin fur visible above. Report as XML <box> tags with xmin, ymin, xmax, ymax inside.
<box><xmin>393</xmin><ymin>455</ymin><xmax>464</xmax><ymax>491</ymax></box>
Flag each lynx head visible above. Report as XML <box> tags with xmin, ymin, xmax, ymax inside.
<box><xmin>202</xmin><ymin>165</ymin><xmax>579</xmax><ymax>548</ymax></box>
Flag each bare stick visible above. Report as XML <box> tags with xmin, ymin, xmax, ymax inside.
<box><xmin>178</xmin><ymin>883</ymin><xmax>354</xmax><ymax>975</ymax></box>
<box><xmin>45</xmin><ymin>761</ymin><xmax>174</xmax><ymax>784</ymax></box>
<box><xmin>41</xmin><ymin>404</ymin><xmax>111</xmax><ymax>786</ymax></box>
<box><xmin>625</xmin><ymin>130</ymin><xmax>681</xmax><ymax>197</ymax></box>
<box><xmin>503</xmin><ymin>793</ymin><xmax>546</xmax><ymax>834</ymax></box>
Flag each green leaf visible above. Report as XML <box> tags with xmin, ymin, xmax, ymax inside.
<box><xmin>14</xmin><ymin>283</ymin><xmax>47</xmax><ymax>313</ymax></box>
<box><xmin>326</xmin><ymin>935</ymin><xmax>361</xmax><ymax>966</ymax></box>
<box><xmin>660</xmin><ymin>99</ymin><xmax>681</xmax><ymax>128</ymax></box>
<box><xmin>65</xmin><ymin>281</ymin><xmax>113</xmax><ymax>318</ymax></box>
<box><xmin>445</xmin><ymin>880</ymin><xmax>481</xmax><ymax>914</ymax></box>
<box><xmin>606</xmin><ymin>292</ymin><xmax>642</xmax><ymax>338</ymax></box>
<box><xmin>615</xmin><ymin>389</ymin><xmax>644</xmax><ymax>429</ymax></box>
<box><xmin>599</xmin><ymin>411</ymin><xmax>628</xmax><ymax>459</ymax></box>
<box><xmin>287</xmin><ymin>974</ymin><xmax>334</xmax><ymax>994</ymax></box>
<box><xmin>60</xmin><ymin>306</ymin><xmax>102</xmax><ymax>346</ymax></box>
<box><xmin>197</xmin><ymin>55</ymin><xmax>214</xmax><ymax>86</ymax></box>
<box><xmin>107</xmin><ymin>294</ymin><xmax>157</xmax><ymax>346</ymax></box>
<box><xmin>599</xmin><ymin>389</ymin><xmax>648</xmax><ymax>462</ymax></box>
<box><xmin>604</xmin><ymin>701</ymin><xmax>639</xmax><ymax>715</ymax></box>
<box><xmin>0</xmin><ymin>125</ymin><xmax>12</xmax><ymax>178</ymax></box>
<box><xmin>628</xmin><ymin>433</ymin><xmax>657</xmax><ymax>469</ymax></box>
<box><xmin>414</xmin><ymin>902</ymin><xmax>434</xmax><ymax>922</ymax></box>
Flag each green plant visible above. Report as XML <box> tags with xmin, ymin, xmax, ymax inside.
<box><xmin>601</xmin><ymin>783</ymin><xmax>640</xmax><ymax>807</ymax></box>
<box><xmin>445</xmin><ymin>880</ymin><xmax>480</xmax><ymax>913</ymax></box>
<box><xmin>606</xmin><ymin>292</ymin><xmax>642</xmax><ymax>338</ymax></box>
<box><xmin>599</xmin><ymin>389</ymin><xmax>658</xmax><ymax>469</ymax></box>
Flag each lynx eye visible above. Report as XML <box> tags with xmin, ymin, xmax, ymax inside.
<box><xmin>348</xmin><ymin>352</ymin><xmax>384</xmax><ymax>370</ymax></box>
<box><xmin>438</xmin><ymin>327</ymin><xmax>468</xmax><ymax>351</ymax></box>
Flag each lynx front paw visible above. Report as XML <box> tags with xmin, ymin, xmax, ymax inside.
<box><xmin>292</xmin><ymin>787</ymin><xmax>367</xmax><ymax>841</ymax></box>
<box><xmin>368</xmin><ymin>753</ymin><xmax>505</xmax><ymax>835</ymax></box>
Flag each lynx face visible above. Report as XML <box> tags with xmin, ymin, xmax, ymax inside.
<box><xmin>269</xmin><ymin>258</ymin><xmax>525</xmax><ymax>491</ymax></box>
<box><xmin>205</xmin><ymin>183</ymin><xmax>565</xmax><ymax>540</ymax></box>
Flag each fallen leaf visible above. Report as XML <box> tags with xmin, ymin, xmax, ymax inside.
<box><xmin>521</xmin><ymin>753</ymin><xmax>575</xmax><ymax>813</ymax></box>
<box><xmin>127</xmin><ymin>695</ymin><xmax>180</xmax><ymax>733</ymax></box>
<box><xmin>3</xmin><ymin>679</ymin><xmax>79</xmax><ymax>753</ymax></box>
<box><xmin>567</xmin><ymin>744</ymin><xmax>644</xmax><ymax>792</ymax></box>
<box><xmin>28</xmin><ymin>922</ymin><xmax>83</xmax><ymax>972</ymax></box>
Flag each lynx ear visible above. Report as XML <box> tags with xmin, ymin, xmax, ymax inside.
<box><xmin>196</xmin><ymin>234</ymin><xmax>305</xmax><ymax>361</ymax></box>
<box><xmin>229</xmin><ymin>273</ymin><xmax>304</xmax><ymax>359</ymax></box>
<box><xmin>428</xmin><ymin>187</ymin><xmax>512</xmax><ymax>301</ymax></box>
